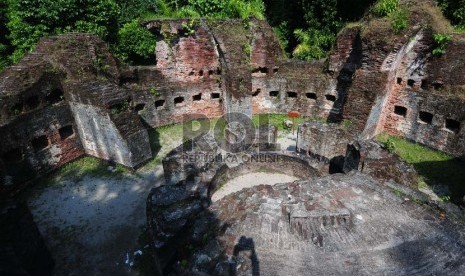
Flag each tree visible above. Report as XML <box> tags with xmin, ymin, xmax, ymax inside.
<box><xmin>437</xmin><ymin>0</ymin><xmax>465</xmax><ymax>29</ymax></box>
<box><xmin>6</xmin><ymin>0</ymin><xmax>119</xmax><ymax>63</ymax></box>
<box><xmin>116</xmin><ymin>19</ymin><xmax>156</xmax><ymax>64</ymax></box>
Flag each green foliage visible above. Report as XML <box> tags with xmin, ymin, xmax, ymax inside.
<box><xmin>187</xmin><ymin>0</ymin><xmax>226</xmax><ymax>16</ymax></box>
<box><xmin>384</xmin><ymin>137</ymin><xmax>397</xmax><ymax>153</ymax></box>
<box><xmin>437</xmin><ymin>0</ymin><xmax>465</xmax><ymax>30</ymax></box>
<box><xmin>0</xmin><ymin>44</ymin><xmax>9</xmax><ymax>71</ymax></box>
<box><xmin>48</xmin><ymin>156</ymin><xmax>128</xmax><ymax>183</ymax></box>
<box><xmin>5</xmin><ymin>0</ymin><xmax>119</xmax><ymax>63</ymax></box>
<box><xmin>184</xmin><ymin>0</ymin><xmax>265</xmax><ymax>20</ymax></box>
<box><xmin>440</xmin><ymin>195</ymin><xmax>451</xmax><ymax>202</ymax></box>
<box><xmin>0</xmin><ymin>1</ymin><xmax>11</xmax><ymax>71</ymax></box>
<box><xmin>268</xmin><ymin>0</ymin><xmax>375</xmax><ymax>61</ymax></box>
<box><xmin>117</xmin><ymin>0</ymin><xmax>158</xmax><ymax>24</ymax></box>
<box><xmin>292</xmin><ymin>0</ymin><xmax>342</xmax><ymax>60</ymax></box>
<box><xmin>242</xmin><ymin>42</ymin><xmax>251</xmax><ymax>61</ymax></box>
<box><xmin>272</xmin><ymin>22</ymin><xmax>289</xmax><ymax>55</ymax></box>
<box><xmin>149</xmin><ymin>86</ymin><xmax>160</xmax><ymax>97</ymax></box>
<box><xmin>180</xmin><ymin>20</ymin><xmax>197</xmax><ymax>36</ymax></box>
<box><xmin>432</xmin><ymin>33</ymin><xmax>451</xmax><ymax>56</ymax></box>
<box><xmin>393</xmin><ymin>188</ymin><xmax>403</xmax><ymax>198</ymax></box>
<box><xmin>391</xmin><ymin>8</ymin><xmax>409</xmax><ymax>33</ymax></box>
<box><xmin>116</xmin><ymin>20</ymin><xmax>156</xmax><ymax>64</ymax></box>
<box><xmin>373</xmin><ymin>0</ymin><xmax>399</xmax><ymax>17</ymax></box>
<box><xmin>293</xmin><ymin>28</ymin><xmax>335</xmax><ymax>60</ymax></box>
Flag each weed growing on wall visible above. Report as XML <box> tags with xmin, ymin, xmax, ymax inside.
<box><xmin>432</xmin><ymin>33</ymin><xmax>451</xmax><ymax>56</ymax></box>
<box><xmin>391</xmin><ymin>8</ymin><xmax>409</xmax><ymax>33</ymax></box>
<box><xmin>373</xmin><ymin>0</ymin><xmax>399</xmax><ymax>17</ymax></box>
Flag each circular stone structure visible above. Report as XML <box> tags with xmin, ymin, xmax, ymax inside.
<box><xmin>147</xmin><ymin>172</ymin><xmax>465</xmax><ymax>275</ymax></box>
<box><xmin>211</xmin><ymin>172</ymin><xmax>299</xmax><ymax>202</ymax></box>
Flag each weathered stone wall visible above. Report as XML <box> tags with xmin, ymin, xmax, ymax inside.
<box><xmin>131</xmin><ymin>18</ymin><xmax>348</xmax><ymax>128</ymax></box>
<box><xmin>124</xmin><ymin>20</ymin><xmax>225</xmax><ymax>127</ymax></box>
<box><xmin>3</xmin><ymin>7</ymin><xmax>465</xmax><ymax>196</ymax></box>
<box><xmin>0</xmin><ymin>104</ymin><xmax>84</xmax><ymax>197</ymax></box>
<box><xmin>343</xmin><ymin>140</ymin><xmax>419</xmax><ymax>188</ymax></box>
<box><xmin>377</xmin><ymin>30</ymin><xmax>465</xmax><ymax>157</ymax></box>
<box><xmin>296</xmin><ymin>122</ymin><xmax>352</xmax><ymax>161</ymax></box>
<box><xmin>70</xmin><ymin>102</ymin><xmax>151</xmax><ymax>167</ymax></box>
<box><xmin>0</xmin><ymin>34</ymin><xmax>151</xmax><ymax>195</ymax></box>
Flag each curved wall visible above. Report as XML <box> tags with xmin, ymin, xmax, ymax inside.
<box><xmin>209</xmin><ymin>153</ymin><xmax>323</xmax><ymax>197</ymax></box>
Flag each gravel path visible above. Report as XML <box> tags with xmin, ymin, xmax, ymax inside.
<box><xmin>211</xmin><ymin>172</ymin><xmax>299</xmax><ymax>202</ymax></box>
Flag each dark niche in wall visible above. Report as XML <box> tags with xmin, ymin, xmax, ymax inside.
<box><xmin>421</xmin><ymin>80</ymin><xmax>428</xmax><ymax>90</ymax></box>
<box><xmin>287</xmin><ymin>92</ymin><xmax>298</xmax><ymax>98</ymax></box>
<box><xmin>325</xmin><ymin>94</ymin><xmax>336</xmax><ymax>102</ymax></box>
<box><xmin>433</xmin><ymin>82</ymin><xmax>444</xmax><ymax>90</ymax></box>
<box><xmin>45</xmin><ymin>89</ymin><xmax>64</xmax><ymax>105</ymax></box>
<box><xmin>155</xmin><ymin>100</ymin><xmax>165</xmax><ymax>109</ymax></box>
<box><xmin>407</xmin><ymin>79</ymin><xmax>415</xmax><ymax>87</ymax></box>
<box><xmin>193</xmin><ymin>94</ymin><xmax>202</xmax><ymax>101</ymax></box>
<box><xmin>32</xmin><ymin>135</ymin><xmax>49</xmax><ymax>152</ymax></box>
<box><xmin>419</xmin><ymin>111</ymin><xmax>433</xmax><ymax>124</ymax></box>
<box><xmin>59</xmin><ymin>125</ymin><xmax>74</xmax><ymax>140</ymax></box>
<box><xmin>252</xmin><ymin>89</ymin><xmax>261</xmax><ymax>97</ymax></box>
<box><xmin>211</xmin><ymin>93</ymin><xmax>220</xmax><ymax>99</ymax></box>
<box><xmin>134</xmin><ymin>103</ymin><xmax>146</xmax><ymax>112</ymax></box>
<box><xmin>446</xmin><ymin>119</ymin><xmax>461</xmax><ymax>133</ymax></box>
<box><xmin>394</xmin><ymin>106</ymin><xmax>407</xmax><ymax>118</ymax></box>
<box><xmin>306</xmin><ymin>93</ymin><xmax>317</xmax><ymax>100</ymax></box>
<box><xmin>174</xmin><ymin>96</ymin><xmax>185</xmax><ymax>106</ymax></box>
<box><xmin>252</xmin><ymin>67</ymin><xmax>268</xmax><ymax>74</ymax></box>
<box><xmin>26</xmin><ymin>96</ymin><xmax>40</xmax><ymax>109</ymax></box>
<box><xmin>269</xmin><ymin>91</ymin><xmax>279</xmax><ymax>98</ymax></box>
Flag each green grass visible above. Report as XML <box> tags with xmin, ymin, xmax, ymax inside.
<box><xmin>37</xmin><ymin>156</ymin><xmax>129</xmax><ymax>187</ymax></box>
<box><xmin>252</xmin><ymin>113</ymin><xmax>327</xmax><ymax>132</ymax></box>
<box><xmin>377</xmin><ymin>133</ymin><xmax>465</xmax><ymax>204</ymax></box>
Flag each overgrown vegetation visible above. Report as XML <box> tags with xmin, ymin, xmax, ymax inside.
<box><xmin>116</xmin><ymin>20</ymin><xmax>157</xmax><ymax>64</ymax></box>
<box><xmin>377</xmin><ymin>134</ymin><xmax>465</xmax><ymax>205</ymax></box>
<box><xmin>264</xmin><ymin>0</ymin><xmax>377</xmax><ymax>61</ymax></box>
<box><xmin>0</xmin><ymin>0</ymin><xmax>463</xmax><ymax>68</ymax></box>
<box><xmin>437</xmin><ymin>0</ymin><xmax>465</xmax><ymax>31</ymax></box>
<box><xmin>0</xmin><ymin>0</ymin><xmax>266</xmax><ymax>69</ymax></box>
<box><xmin>372</xmin><ymin>0</ymin><xmax>409</xmax><ymax>34</ymax></box>
<box><xmin>391</xmin><ymin>8</ymin><xmax>409</xmax><ymax>33</ymax></box>
<box><xmin>432</xmin><ymin>33</ymin><xmax>452</xmax><ymax>56</ymax></box>
<box><xmin>373</xmin><ymin>0</ymin><xmax>399</xmax><ymax>17</ymax></box>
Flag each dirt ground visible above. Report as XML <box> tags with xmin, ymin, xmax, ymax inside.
<box><xmin>25</xmin><ymin>166</ymin><xmax>164</xmax><ymax>275</ymax></box>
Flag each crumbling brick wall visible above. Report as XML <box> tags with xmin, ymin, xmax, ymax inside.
<box><xmin>0</xmin><ymin>34</ymin><xmax>151</xmax><ymax>196</ymax></box>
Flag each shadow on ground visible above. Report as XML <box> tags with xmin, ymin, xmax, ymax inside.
<box><xmin>414</xmin><ymin>158</ymin><xmax>465</xmax><ymax>206</ymax></box>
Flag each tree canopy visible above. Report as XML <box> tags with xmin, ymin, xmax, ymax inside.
<box><xmin>0</xmin><ymin>0</ymin><xmax>463</xmax><ymax>70</ymax></box>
